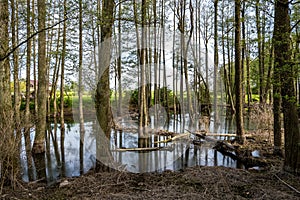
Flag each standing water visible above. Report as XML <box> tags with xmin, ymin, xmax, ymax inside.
<box><xmin>21</xmin><ymin>114</ymin><xmax>257</xmax><ymax>182</ymax></box>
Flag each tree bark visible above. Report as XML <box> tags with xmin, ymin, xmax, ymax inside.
<box><xmin>79</xmin><ymin>0</ymin><xmax>85</xmax><ymax>175</ymax></box>
<box><xmin>60</xmin><ymin>0</ymin><xmax>67</xmax><ymax>131</ymax></box>
<box><xmin>273</xmin><ymin>0</ymin><xmax>300</xmax><ymax>174</ymax></box>
<box><xmin>213</xmin><ymin>0</ymin><xmax>219</xmax><ymax>122</ymax></box>
<box><xmin>0</xmin><ymin>0</ymin><xmax>14</xmax><ymax>185</ymax></box>
<box><xmin>32</xmin><ymin>0</ymin><xmax>47</xmax><ymax>154</ymax></box>
<box><xmin>234</xmin><ymin>0</ymin><xmax>245</xmax><ymax>144</ymax></box>
<box><xmin>11</xmin><ymin>0</ymin><xmax>21</xmax><ymax>145</ymax></box>
<box><xmin>94</xmin><ymin>0</ymin><xmax>115</xmax><ymax>172</ymax></box>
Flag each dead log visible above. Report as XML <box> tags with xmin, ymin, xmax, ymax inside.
<box><xmin>213</xmin><ymin>141</ymin><xmax>269</xmax><ymax>169</ymax></box>
<box><xmin>154</xmin><ymin>133</ymin><xmax>190</xmax><ymax>144</ymax></box>
<box><xmin>188</xmin><ymin>130</ymin><xmax>269</xmax><ymax>169</ymax></box>
<box><xmin>113</xmin><ymin>147</ymin><xmax>174</xmax><ymax>152</ymax></box>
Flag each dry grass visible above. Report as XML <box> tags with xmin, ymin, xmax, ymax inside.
<box><xmin>249</xmin><ymin>103</ymin><xmax>273</xmax><ymax>130</ymax></box>
<box><xmin>2</xmin><ymin>165</ymin><xmax>300</xmax><ymax>199</ymax></box>
<box><xmin>0</xmin><ymin>115</ymin><xmax>21</xmax><ymax>195</ymax></box>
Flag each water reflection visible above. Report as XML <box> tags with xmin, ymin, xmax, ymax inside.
<box><xmin>21</xmin><ymin>114</ymin><xmax>257</xmax><ymax>182</ymax></box>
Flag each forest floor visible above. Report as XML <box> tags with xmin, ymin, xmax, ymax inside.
<box><xmin>2</xmin><ymin>129</ymin><xmax>300</xmax><ymax>199</ymax></box>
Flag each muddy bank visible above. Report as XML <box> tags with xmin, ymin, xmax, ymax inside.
<box><xmin>2</xmin><ymin>165</ymin><xmax>300</xmax><ymax>200</ymax></box>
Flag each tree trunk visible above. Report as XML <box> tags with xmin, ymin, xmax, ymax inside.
<box><xmin>213</xmin><ymin>0</ymin><xmax>219</xmax><ymax>122</ymax></box>
<box><xmin>234</xmin><ymin>0</ymin><xmax>245</xmax><ymax>144</ymax></box>
<box><xmin>11</xmin><ymin>0</ymin><xmax>21</xmax><ymax>145</ymax></box>
<box><xmin>273</xmin><ymin>0</ymin><xmax>300</xmax><ymax>174</ymax></box>
<box><xmin>60</xmin><ymin>0</ymin><xmax>67</xmax><ymax>131</ymax></box>
<box><xmin>139</xmin><ymin>0</ymin><xmax>149</xmax><ymax>130</ymax></box>
<box><xmin>0</xmin><ymin>0</ymin><xmax>15</xmax><ymax>186</ymax></box>
<box><xmin>256</xmin><ymin>0</ymin><xmax>264</xmax><ymax>104</ymax></box>
<box><xmin>25</xmin><ymin>0</ymin><xmax>32</xmax><ymax>130</ymax></box>
<box><xmin>32</xmin><ymin>0</ymin><xmax>47</xmax><ymax>154</ymax></box>
<box><xmin>79</xmin><ymin>0</ymin><xmax>85</xmax><ymax>175</ymax></box>
<box><xmin>94</xmin><ymin>0</ymin><xmax>115</xmax><ymax>172</ymax></box>
<box><xmin>117</xmin><ymin>3</ymin><xmax>122</xmax><ymax>117</ymax></box>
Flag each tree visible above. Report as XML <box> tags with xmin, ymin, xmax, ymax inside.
<box><xmin>234</xmin><ymin>0</ymin><xmax>245</xmax><ymax>144</ymax></box>
<box><xmin>79</xmin><ymin>0</ymin><xmax>85</xmax><ymax>175</ymax></box>
<box><xmin>213</xmin><ymin>0</ymin><xmax>218</xmax><ymax>122</ymax></box>
<box><xmin>273</xmin><ymin>0</ymin><xmax>300</xmax><ymax>174</ymax></box>
<box><xmin>11</xmin><ymin>0</ymin><xmax>21</xmax><ymax>144</ymax></box>
<box><xmin>200</xmin><ymin>2</ymin><xmax>212</xmax><ymax>107</ymax></box>
<box><xmin>139</xmin><ymin>0</ymin><xmax>149</xmax><ymax>129</ymax></box>
<box><xmin>60</xmin><ymin>0</ymin><xmax>67</xmax><ymax>131</ymax></box>
<box><xmin>95</xmin><ymin>0</ymin><xmax>115</xmax><ymax>172</ymax></box>
<box><xmin>0</xmin><ymin>0</ymin><xmax>14</xmax><ymax>186</ymax></box>
<box><xmin>32</xmin><ymin>0</ymin><xmax>47</xmax><ymax>154</ymax></box>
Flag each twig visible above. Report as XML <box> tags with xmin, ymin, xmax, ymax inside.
<box><xmin>130</xmin><ymin>186</ymin><xmax>151</xmax><ymax>192</ymax></box>
<box><xmin>28</xmin><ymin>178</ymin><xmax>46</xmax><ymax>185</ymax></box>
<box><xmin>274</xmin><ymin>174</ymin><xmax>300</xmax><ymax>194</ymax></box>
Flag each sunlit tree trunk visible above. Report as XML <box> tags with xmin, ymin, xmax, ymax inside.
<box><xmin>79</xmin><ymin>0</ymin><xmax>85</xmax><ymax>175</ymax></box>
<box><xmin>183</xmin><ymin>0</ymin><xmax>194</xmax><ymax>124</ymax></box>
<box><xmin>32</xmin><ymin>0</ymin><xmax>47</xmax><ymax>154</ymax></box>
<box><xmin>139</xmin><ymin>0</ymin><xmax>149</xmax><ymax>130</ymax></box>
<box><xmin>60</xmin><ymin>0</ymin><xmax>67</xmax><ymax>132</ymax></box>
<box><xmin>50</xmin><ymin>17</ymin><xmax>61</xmax><ymax>118</ymax></box>
<box><xmin>95</xmin><ymin>0</ymin><xmax>115</xmax><ymax>172</ymax></box>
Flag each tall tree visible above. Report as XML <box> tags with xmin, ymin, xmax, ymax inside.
<box><xmin>273</xmin><ymin>0</ymin><xmax>300</xmax><ymax>173</ymax></box>
<box><xmin>234</xmin><ymin>0</ymin><xmax>245</xmax><ymax>144</ymax></box>
<box><xmin>117</xmin><ymin>2</ymin><xmax>122</xmax><ymax>117</ymax></box>
<box><xmin>95</xmin><ymin>0</ymin><xmax>115</xmax><ymax>171</ymax></box>
<box><xmin>139</xmin><ymin>0</ymin><xmax>149</xmax><ymax>129</ymax></box>
<box><xmin>24</xmin><ymin>0</ymin><xmax>34</xmax><ymax>181</ymax></box>
<box><xmin>25</xmin><ymin>0</ymin><xmax>32</xmax><ymax>134</ymax></box>
<box><xmin>200</xmin><ymin>3</ymin><xmax>212</xmax><ymax>107</ymax></box>
<box><xmin>61</xmin><ymin>0</ymin><xmax>67</xmax><ymax>132</ymax></box>
<box><xmin>213</xmin><ymin>0</ymin><xmax>218</xmax><ymax>121</ymax></box>
<box><xmin>11</xmin><ymin>0</ymin><xmax>21</xmax><ymax>144</ymax></box>
<box><xmin>32</xmin><ymin>0</ymin><xmax>47</xmax><ymax>154</ymax></box>
<box><xmin>79</xmin><ymin>0</ymin><xmax>85</xmax><ymax>175</ymax></box>
<box><xmin>0</xmin><ymin>0</ymin><xmax>14</xmax><ymax>186</ymax></box>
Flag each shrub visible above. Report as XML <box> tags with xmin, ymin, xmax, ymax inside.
<box><xmin>0</xmin><ymin>114</ymin><xmax>19</xmax><ymax>194</ymax></box>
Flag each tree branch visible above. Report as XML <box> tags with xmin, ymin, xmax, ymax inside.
<box><xmin>0</xmin><ymin>7</ymin><xmax>79</xmax><ymax>62</ymax></box>
<box><xmin>291</xmin><ymin>19</ymin><xmax>300</xmax><ymax>32</ymax></box>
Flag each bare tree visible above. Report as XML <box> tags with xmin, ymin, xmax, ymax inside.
<box><xmin>32</xmin><ymin>0</ymin><xmax>47</xmax><ymax>154</ymax></box>
<box><xmin>234</xmin><ymin>0</ymin><xmax>245</xmax><ymax>144</ymax></box>
<box><xmin>95</xmin><ymin>0</ymin><xmax>115</xmax><ymax>172</ymax></box>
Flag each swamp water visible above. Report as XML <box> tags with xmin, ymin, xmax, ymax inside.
<box><xmin>20</xmin><ymin>114</ymin><xmax>258</xmax><ymax>183</ymax></box>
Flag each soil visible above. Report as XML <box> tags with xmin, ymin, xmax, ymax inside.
<box><xmin>2</xmin><ymin>129</ymin><xmax>300</xmax><ymax>200</ymax></box>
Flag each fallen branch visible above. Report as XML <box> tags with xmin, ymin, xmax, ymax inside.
<box><xmin>113</xmin><ymin>147</ymin><xmax>174</xmax><ymax>152</ymax></box>
<box><xmin>205</xmin><ymin>133</ymin><xmax>239</xmax><ymax>137</ymax></box>
<box><xmin>187</xmin><ymin>130</ymin><xmax>269</xmax><ymax>169</ymax></box>
<box><xmin>274</xmin><ymin>174</ymin><xmax>300</xmax><ymax>195</ymax></box>
<box><xmin>154</xmin><ymin>133</ymin><xmax>190</xmax><ymax>144</ymax></box>
<box><xmin>214</xmin><ymin>141</ymin><xmax>269</xmax><ymax>168</ymax></box>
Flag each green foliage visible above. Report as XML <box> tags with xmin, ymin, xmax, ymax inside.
<box><xmin>128</xmin><ymin>87</ymin><xmax>179</xmax><ymax>109</ymax></box>
<box><xmin>129</xmin><ymin>89</ymin><xmax>139</xmax><ymax>106</ymax></box>
<box><xmin>57</xmin><ymin>96</ymin><xmax>73</xmax><ymax>108</ymax></box>
<box><xmin>157</xmin><ymin>87</ymin><xmax>177</xmax><ymax>108</ymax></box>
<box><xmin>20</xmin><ymin>101</ymin><xmax>35</xmax><ymax>111</ymax></box>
